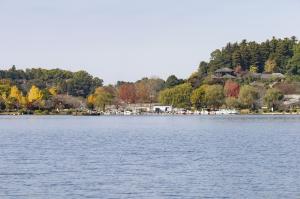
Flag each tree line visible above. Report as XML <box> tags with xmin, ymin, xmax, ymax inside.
<box><xmin>0</xmin><ymin>70</ymin><xmax>184</xmax><ymax>112</ymax></box>
<box><xmin>198</xmin><ymin>36</ymin><xmax>300</xmax><ymax>77</ymax></box>
<box><xmin>0</xmin><ymin>66</ymin><xmax>103</xmax><ymax>97</ymax></box>
<box><xmin>159</xmin><ymin>81</ymin><xmax>286</xmax><ymax>112</ymax></box>
<box><xmin>1</xmin><ymin>36</ymin><xmax>300</xmax><ymax>113</ymax></box>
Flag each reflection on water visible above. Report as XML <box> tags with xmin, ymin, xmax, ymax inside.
<box><xmin>0</xmin><ymin>115</ymin><xmax>300</xmax><ymax>198</ymax></box>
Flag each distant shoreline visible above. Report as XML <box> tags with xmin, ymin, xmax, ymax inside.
<box><xmin>1</xmin><ymin>111</ymin><xmax>299</xmax><ymax>116</ymax></box>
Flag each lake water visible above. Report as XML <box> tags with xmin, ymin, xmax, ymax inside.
<box><xmin>0</xmin><ymin>115</ymin><xmax>299</xmax><ymax>199</ymax></box>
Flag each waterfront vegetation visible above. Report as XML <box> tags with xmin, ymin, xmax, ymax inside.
<box><xmin>1</xmin><ymin>37</ymin><xmax>300</xmax><ymax>115</ymax></box>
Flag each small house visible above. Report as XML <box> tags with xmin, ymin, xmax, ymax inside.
<box><xmin>215</xmin><ymin>67</ymin><xmax>235</xmax><ymax>76</ymax></box>
<box><xmin>213</xmin><ymin>67</ymin><xmax>236</xmax><ymax>79</ymax></box>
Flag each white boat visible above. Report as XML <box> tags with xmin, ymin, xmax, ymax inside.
<box><xmin>124</xmin><ymin>111</ymin><xmax>133</xmax><ymax>115</ymax></box>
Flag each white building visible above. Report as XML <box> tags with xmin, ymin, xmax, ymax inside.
<box><xmin>283</xmin><ymin>95</ymin><xmax>300</xmax><ymax>106</ymax></box>
<box><xmin>152</xmin><ymin>105</ymin><xmax>172</xmax><ymax>113</ymax></box>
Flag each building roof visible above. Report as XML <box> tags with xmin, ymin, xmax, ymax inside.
<box><xmin>272</xmin><ymin>73</ymin><xmax>285</xmax><ymax>78</ymax></box>
<box><xmin>211</xmin><ymin>74</ymin><xmax>236</xmax><ymax>79</ymax></box>
<box><xmin>222</xmin><ymin>74</ymin><xmax>236</xmax><ymax>79</ymax></box>
<box><xmin>261</xmin><ymin>73</ymin><xmax>285</xmax><ymax>79</ymax></box>
<box><xmin>215</xmin><ymin>67</ymin><xmax>234</xmax><ymax>73</ymax></box>
<box><xmin>247</xmin><ymin>72</ymin><xmax>261</xmax><ymax>78</ymax></box>
<box><xmin>261</xmin><ymin>74</ymin><xmax>272</xmax><ymax>79</ymax></box>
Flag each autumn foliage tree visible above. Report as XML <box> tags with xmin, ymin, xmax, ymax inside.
<box><xmin>27</xmin><ymin>85</ymin><xmax>44</xmax><ymax>109</ymax></box>
<box><xmin>87</xmin><ymin>87</ymin><xmax>115</xmax><ymax>111</ymax></box>
<box><xmin>264</xmin><ymin>59</ymin><xmax>277</xmax><ymax>73</ymax></box>
<box><xmin>9</xmin><ymin>86</ymin><xmax>24</xmax><ymax>109</ymax></box>
<box><xmin>249</xmin><ymin>65</ymin><xmax>258</xmax><ymax>73</ymax></box>
<box><xmin>224</xmin><ymin>80</ymin><xmax>240</xmax><ymax>98</ymax></box>
<box><xmin>135</xmin><ymin>78</ymin><xmax>165</xmax><ymax>103</ymax></box>
<box><xmin>135</xmin><ymin>81</ymin><xmax>150</xmax><ymax>103</ymax></box>
<box><xmin>118</xmin><ymin>83</ymin><xmax>137</xmax><ymax>104</ymax></box>
<box><xmin>28</xmin><ymin>85</ymin><xmax>43</xmax><ymax>103</ymax></box>
<box><xmin>48</xmin><ymin>87</ymin><xmax>58</xmax><ymax>96</ymax></box>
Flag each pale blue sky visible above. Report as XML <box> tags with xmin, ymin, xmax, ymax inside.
<box><xmin>0</xmin><ymin>0</ymin><xmax>299</xmax><ymax>84</ymax></box>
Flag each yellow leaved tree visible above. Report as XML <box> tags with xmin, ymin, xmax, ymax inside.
<box><xmin>20</xmin><ymin>96</ymin><xmax>28</xmax><ymax>108</ymax></box>
<box><xmin>9</xmin><ymin>85</ymin><xmax>25</xmax><ymax>109</ymax></box>
<box><xmin>264</xmin><ymin>59</ymin><xmax>277</xmax><ymax>73</ymax></box>
<box><xmin>48</xmin><ymin>87</ymin><xmax>58</xmax><ymax>96</ymax></box>
<box><xmin>27</xmin><ymin>85</ymin><xmax>43</xmax><ymax>103</ymax></box>
<box><xmin>9</xmin><ymin>86</ymin><xmax>23</xmax><ymax>102</ymax></box>
<box><xmin>87</xmin><ymin>87</ymin><xmax>114</xmax><ymax>111</ymax></box>
<box><xmin>87</xmin><ymin>94</ymin><xmax>96</xmax><ymax>105</ymax></box>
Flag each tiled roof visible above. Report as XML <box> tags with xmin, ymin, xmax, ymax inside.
<box><xmin>215</xmin><ymin>67</ymin><xmax>234</xmax><ymax>73</ymax></box>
